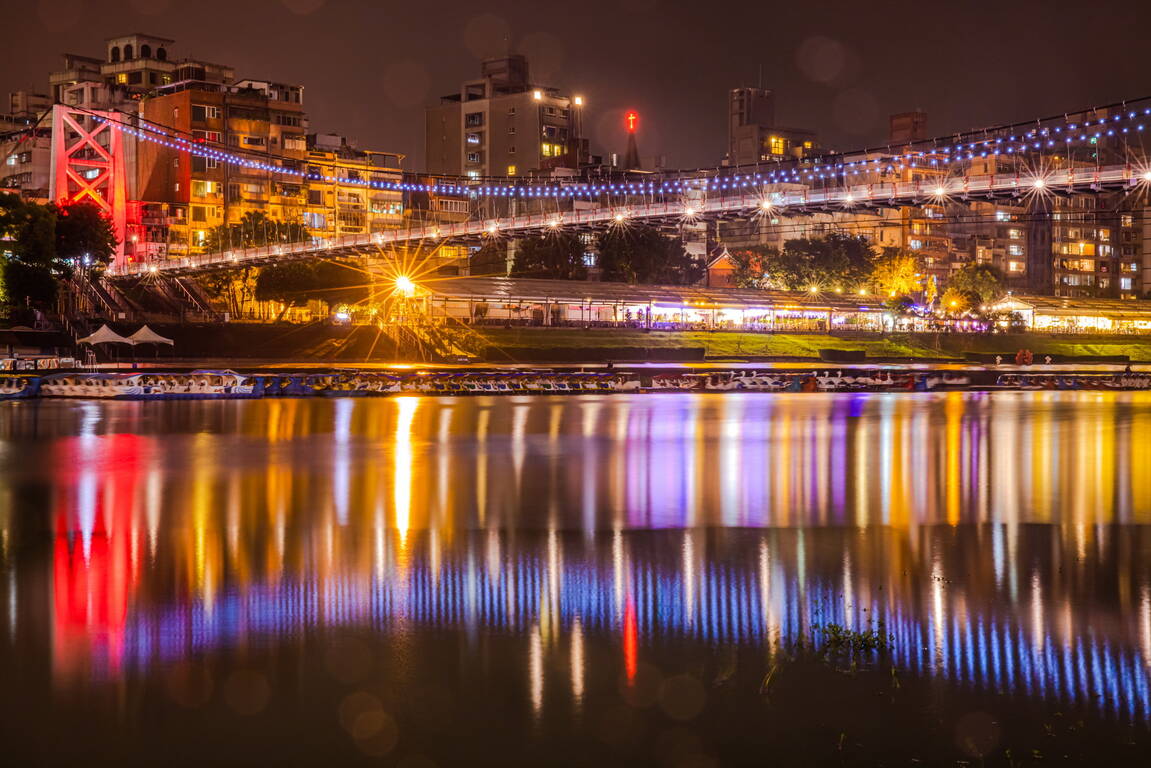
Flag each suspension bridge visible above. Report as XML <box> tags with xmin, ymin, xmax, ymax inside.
<box><xmin>49</xmin><ymin>98</ymin><xmax>1151</xmax><ymax>277</ymax></box>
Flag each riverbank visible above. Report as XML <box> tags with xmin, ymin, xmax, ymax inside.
<box><xmin>477</xmin><ymin>328</ymin><xmax>1151</xmax><ymax>363</ymax></box>
<box><xmin>62</xmin><ymin>322</ymin><xmax>1151</xmax><ymax>364</ymax></box>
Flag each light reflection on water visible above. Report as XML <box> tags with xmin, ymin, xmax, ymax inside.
<box><xmin>2</xmin><ymin>392</ymin><xmax>1151</xmax><ymax>761</ymax></box>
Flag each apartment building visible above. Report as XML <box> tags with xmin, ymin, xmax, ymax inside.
<box><xmin>425</xmin><ymin>54</ymin><xmax>590</xmax><ymax>179</ymax></box>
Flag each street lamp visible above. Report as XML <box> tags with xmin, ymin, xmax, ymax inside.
<box><xmin>395</xmin><ymin>275</ymin><xmax>416</xmax><ymax>297</ymax></box>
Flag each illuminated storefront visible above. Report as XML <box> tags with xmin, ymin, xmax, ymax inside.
<box><xmin>991</xmin><ymin>295</ymin><xmax>1151</xmax><ymax>334</ymax></box>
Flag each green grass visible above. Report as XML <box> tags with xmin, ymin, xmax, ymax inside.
<box><xmin>475</xmin><ymin>328</ymin><xmax>1151</xmax><ymax>361</ymax></box>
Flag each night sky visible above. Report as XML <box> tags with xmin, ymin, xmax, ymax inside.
<box><xmin>2</xmin><ymin>0</ymin><xmax>1149</xmax><ymax>170</ymax></box>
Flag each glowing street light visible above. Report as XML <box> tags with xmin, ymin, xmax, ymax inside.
<box><xmin>394</xmin><ymin>275</ymin><xmax>416</xmax><ymax>297</ymax></box>
<box><xmin>684</xmin><ymin>206</ymin><xmax>697</xmax><ymax>217</ymax></box>
<box><xmin>760</xmin><ymin>200</ymin><xmax>773</xmax><ymax>211</ymax></box>
<box><xmin>1143</xmin><ymin>170</ymin><xmax>1151</xmax><ymax>182</ymax></box>
<box><xmin>1032</xmin><ymin>177</ymin><xmax>1047</xmax><ymax>189</ymax></box>
<box><xmin>614</xmin><ymin>213</ymin><xmax>626</xmax><ymax>223</ymax></box>
<box><xmin>933</xmin><ymin>186</ymin><xmax>946</xmax><ymax>196</ymax></box>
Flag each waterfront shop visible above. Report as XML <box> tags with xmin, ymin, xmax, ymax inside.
<box><xmin>989</xmin><ymin>296</ymin><xmax>1151</xmax><ymax>334</ymax></box>
<box><xmin>423</xmin><ymin>277</ymin><xmax>888</xmax><ymax>332</ymax></box>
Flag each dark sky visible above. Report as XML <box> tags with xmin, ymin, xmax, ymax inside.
<box><xmin>2</xmin><ymin>0</ymin><xmax>1149</xmax><ymax>170</ymax></box>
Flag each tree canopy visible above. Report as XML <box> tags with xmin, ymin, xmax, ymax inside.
<box><xmin>468</xmin><ymin>241</ymin><xmax>509</xmax><ymax>277</ymax></box>
<box><xmin>1</xmin><ymin>194</ymin><xmax>118</xmax><ymax>310</ymax></box>
<box><xmin>511</xmin><ymin>232</ymin><xmax>588</xmax><ymax>280</ymax></box>
<box><xmin>724</xmin><ymin>248</ymin><xmax>773</xmax><ymax>289</ymax></box>
<box><xmin>948</xmin><ymin>262</ymin><xmax>1007</xmax><ymax>304</ymax></box>
<box><xmin>760</xmin><ymin>232</ymin><xmax>875</xmax><ymax>292</ymax></box>
<box><xmin>870</xmin><ymin>248</ymin><xmax>923</xmax><ymax>298</ymax></box>
<box><xmin>254</xmin><ymin>259</ymin><xmax>367</xmax><ymax>319</ymax></box>
<box><xmin>596</xmin><ymin>225</ymin><xmax>703</xmax><ymax>285</ymax></box>
<box><xmin>206</xmin><ymin>211</ymin><xmax>308</xmax><ymax>251</ymax></box>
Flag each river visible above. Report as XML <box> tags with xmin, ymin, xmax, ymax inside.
<box><xmin>1</xmin><ymin>393</ymin><xmax>1149</xmax><ymax>765</ymax></box>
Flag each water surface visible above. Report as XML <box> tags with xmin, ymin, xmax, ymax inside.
<box><xmin>1</xmin><ymin>393</ymin><xmax>1150</xmax><ymax>765</ymax></box>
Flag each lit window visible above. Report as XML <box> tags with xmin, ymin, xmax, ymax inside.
<box><xmin>768</xmin><ymin>136</ymin><xmax>786</xmax><ymax>155</ymax></box>
<box><xmin>541</xmin><ymin>143</ymin><xmax>551</xmax><ymax>157</ymax></box>
<box><xmin>1007</xmin><ymin>261</ymin><xmax>1025</xmax><ymax>273</ymax></box>
<box><xmin>1008</xmin><ymin>244</ymin><xmax>1023</xmax><ymax>256</ymax></box>
<box><xmin>466</xmin><ymin>170</ymin><xmax>479</xmax><ymax>179</ymax></box>
<box><xmin>909</xmin><ymin>239</ymin><xmax>923</xmax><ymax>250</ymax></box>
<box><xmin>802</xmin><ymin>141</ymin><xmax>813</xmax><ymax>149</ymax></box>
<box><xmin>532</xmin><ymin>90</ymin><xmax>543</xmax><ymax>100</ymax></box>
<box><xmin>507</xmin><ymin>165</ymin><xmax>517</xmax><ymax>176</ymax></box>
<box><xmin>1008</xmin><ymin>228</ymin><xmax>1022</xmax><ymax>239</ymax></box>
<box><xmin>466</xmin><ymin>133</ymin><xmax>481</xmax><ymax>145</ymax></box>
<box><xmin>995</xmin><ymin>211</ymin><xmax>1011</xmax><ymax>222</ymax></box>
<box><xmin>1120</xmin><ymin>277</ymin><xmax>1134</xmax><ymax>290</ymax></box>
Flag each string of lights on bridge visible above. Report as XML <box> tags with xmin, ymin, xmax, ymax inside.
<box><xmin>98</xmin><ymin>104</ymin><xmax>1151</xmax><ymax>201</ymax></box>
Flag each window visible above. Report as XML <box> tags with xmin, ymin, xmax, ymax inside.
<box><xmin>123</xmin><ymin>44</ymin><xmax>133</xmax><ymax>60</ymax></box>
<box><xmin>191</xmin><ymin>180</ymin><xmax>218</xmax><ymax>197</ymax></box>
<box><xmin>116</xmin><ymin>73</ymin><xmax>128</xmax><ymax>84</ymax></box>
<box><xmin>303</xmin><ymin>212</ymin><xmax>326</xmax><ymax>228</ymax></box>
<box><xmin>307</xmin><ymin>189</ymin><xmax>324</xmax><ymax>205</ymax></box>
<box><xmin>465</xmin><ymin>112</ymin><xmax>484</xmax><ymax>127</ymax></box>
<box><xmin>466</xmin><ymin>152</ymin><xmax>481</xmax><ymax>163</ymax></box>
<box><xmin>140</xmin><ymin>44</ymin><xmax>152</xmax><ymax>58</ymax></box>
<box><xmin>507</xmin><ymin>165</ymin><xmax>517</xmax><ymax>176</ymax></box>
<box><xmin>242</xmin><ymin>136</ymin><xmax>266</xmax><ymax>147</ymax></box>
<box><xmin>243</xmin><ymin>182</ymin><xmax>264</xmax><ymax>195</ymax></box>
<box><xmin>110</xmin><ymin>46</ymin><xmax>121</xmax><ymax>63</ymax></box>
<box><xmin>466</xmin><ymin>133</ymin><xmax>481</xmax><ymax>145</ymax></box>
<box><xmin>1122</xmin><ymin>262</ymin><xmax>1139</xmax><ymax>273</ymax></box>
<box><xmin>1120</xmin><ymin>277</ymin><xmax>1134</xmax><ymax>290</ymax></box>
<box><xmin>191</xmin><ymin>206</ymin><xmax>207</xmax><ymax>222</ymax></box>
<box><xmin>1008</xmin><ymin>228</ymin><xmax>1023</xmax><ymax>239</ymax></box>
<box><xmin>1008</xmin><ymin>244</ymin><xmax>1023</xmax><ymax>256</ymax></box>
<box><xmin>540</xmin><ymin>142</ymin><xmax>564</xmax><ymax>158</ymax></box>
<box><xmin>193</xmin><ymin>130</ymin><xmax>222</xmax><ymax>143</ymax></box>
<box><xmin>191</xmin><ymin>104</ymin><xmax>220</xmax><ymax>122</ymax></box>
<box><xmin>508</xmin><ymin>145</ymin><xmax>516</xmax><ymax>154</ymax></box>
<box><xmin>909</xmin><ymin>239</ymin><xmax>923</xmax><ymax>250</ymax></box>
<box><xmin>1007</xmin><ymin>261</ymin><xmax>1025</xmax><ymax>273</ymax></box>
<box><xmin>466</xmin><ymin>170</ymin><xmax>479</xmax><ymax>179</ymax></box>
<box><xmin>768</xmin><ymin>135</ymin><xmax>786</xmax><ymax>155</ymax></box>
<box><xmin>995</xmin><ymin>211</ymin><xmax>1011</xmax><ymax>222</ymax></box>
<box><xmin>1121</xmin><ymin>215</ymin><xmax>1135</xmax><ymax>227</ymax></box>
<box><xmin>506</xmin><ymin>107</ymin><xmax>516</xmax><ymax>116</ymax></box>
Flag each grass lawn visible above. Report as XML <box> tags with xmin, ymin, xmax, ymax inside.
<box><xmin>474</xmin><ymin>328</ymin><xmax>1151</xmax><ymax>361</ymax></box>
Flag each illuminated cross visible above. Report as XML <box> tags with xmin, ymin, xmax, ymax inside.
<box><xmin>626</xmin><ymin>111</ymin><xmax>638</xmax><ymax>134</ymax></box>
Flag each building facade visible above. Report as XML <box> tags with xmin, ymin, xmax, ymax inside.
<box><xmin>425</xmin><ymin>55</ymin><xmax>589</xmax><ymax>179</ymax></box>
<box><xmin>725</xmin><ymin>87</ymin><xmax>818</xmax><ymax>167</ymax></box>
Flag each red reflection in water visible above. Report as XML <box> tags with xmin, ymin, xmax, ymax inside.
<box><xmin>623</xmin><ymin>599</ymin><xmax>638</xmax><ymax>683</ymax></box>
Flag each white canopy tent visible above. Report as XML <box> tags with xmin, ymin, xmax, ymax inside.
<box><xmin>127</xmin><ymin>325</ymin><xmax>175</xmax><ymax>346</ymax></box>
<box><xmin>76</xmin><ymin>324</ymin><xmax>133</xmax><ymax>346</ymax></box>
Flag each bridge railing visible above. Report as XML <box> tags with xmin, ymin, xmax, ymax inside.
<box><xmin>111</xmin><ymin>163</ymin><xmax>1149</xmax><ymax>276</ymax></box>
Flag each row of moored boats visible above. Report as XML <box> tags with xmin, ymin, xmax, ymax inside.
<box><xmin>0</xmin><ymin>369</ymin><xmax>1149</xmax><ymax>400</ymax></box>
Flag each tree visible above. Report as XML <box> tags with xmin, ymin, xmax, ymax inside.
<box><xmin>948</xmin><ymin>262</ymin><xmax>1006</xmax><ymax>304</ymax></box>
<box><xmin>940</xmin><ymin>286</ymin><xmax>978</xmax><ymax>315</ymax></box>
<box><xmin>726</xmin><ymin>247</ymin><xmax>774</xmax><ymax>289</ymax></box>
<box><xmin>468</xmin><ymin>240</ymin><xmax>509</xmax><ymax>277</ymax></box>
<box><xmin>596</xmin><ymin>225</ymin><xmax>703</xmax><ymax>285</ymax></box>
<box><xmin>52</xmin><ymin>200</ymin><xmax>117</xmax><ymax>273</ymax></box>
<box><xmin>2</xmin><ymin>260</ymin><xmax>58</xmax><ymax>307</ymax></box>
<box><xmin>760</xmin><ymin>232</ymin><xmax>875</xmax><ymax>292</ymax></box>
<box><xmin>254</xmin><ymin>261</ymin><xmax>318</xmax><ymax>319</ymax></box>
<box><xmin>871</xmin><ymin>248</ymin><xmax>923</xmax><ymax>298</ymax></box>
<box><xmin>0</xmin><ymin>193</ymin><xmax>57</xmax><ymax>269</ymax></box>
<box><xmin>206</xmin><ymin>211</ymin><xmax>308</xmax><ymax>251</ymax></box>
<box><xmin>197</xmin><ymin>267</ymin><xmax>256</xmax><ymax>317</ymax></box>
<box><xmin>254</xmin><ymin>259</ymin><xmax>367</xmax><ymax>320</ymax></box>
<box><xmin>511</xmin><ymin>232</ymin><xmax>588</xmax><ymax>280</ymax></box>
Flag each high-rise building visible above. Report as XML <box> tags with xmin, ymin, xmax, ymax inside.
<box><xmin>725</xmin><ymin>87</ymin><xmax>818</xmax><ymax>167</ymax></box>
<box><xmin>425</xmin><ymin>55</ymin><xmax>589</xmax><ymax>178</ymax></box>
